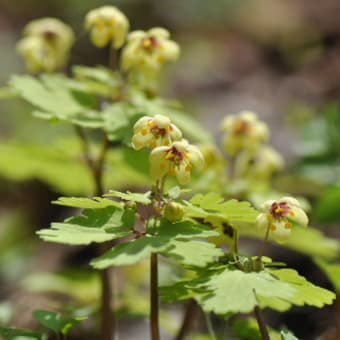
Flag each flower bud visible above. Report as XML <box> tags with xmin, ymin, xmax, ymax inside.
<box><xmin>17</xmin><ymin>18</ymin><xmax>75</xmax><ymax>73</ymax></box>
<box><xmin>164</xmin><ymin>202</ymin><xmax>184</xmax><ymax>222</ymax></box>
<box><xmin>85</xmin><ymin>6</ymin><xmax>129</xmax><ymax>48</ymax></box>
<box><xmin>256</xmin><ymin>197</ymin><xmax>308</xmax><ymax>243</ymax></box>
<box><xmin>124</xmin><ymin>200</ymin><xmax>137</xmax><ymax>211</ymax></box>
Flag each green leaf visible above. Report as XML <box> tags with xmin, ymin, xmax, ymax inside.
<box><xmin>157</xmin><ymin>219</ymin><xmax>219</xmax><ymax>239</ymax></box>
<box><xmin>0</xmin><ymin>326</ymin><xmax>45</xmax><ymax>340</ymax></box>
<box><xmin>37</xmin><ymin>206</ymin><xmax>134</xmax><ymax>245</ymax></box>
<box><xmin>91</xmin><ymin>236</ymin><xmax>170</xmax><ymax>268</ymax></box>
<box><xmin>104</xmin><ymin>190</ymin><xmax>151</xmax><ymax>204</ymax></box>
<box><xmin>280</xmin><ymin>329</ymin><xmax>299</xmax><ymax>340</ymax></box>
<box><xmin>185</xmin><ymin>193</ymin><xmax>258</xmax><ymax>227</ymax></box>
<box><xmin>0</xmin><ymin>86</ymin><xmax>18</xmax><ymax>99</ymax></box>
<box><xmin>315</xmin><ymin>259</ymin><xmax>340</xmax><ymax>291</ymax></box>
<box><xmin>267</xmin><ymin>268</ymin><xmax>336</xmax><ymax>308</ymax></box>
<box><xmin>33</xmin><ymin>310</ymin><xmax>85</xmax><ymax>335</ymax></box>
<box><xmin>315</xmin><ymin>186</ymin><xmax>340</xmax><ymax>223</ymax></box>
<box><xmin>0</xmin><ymin>140</ymin><xmax>151</xmax><ymax>196</ymax></box>
<box><xmin>92</xmin><ymin>219</ymin><xmax>218</xmax><ymax>268</ymax></box>
<box><xmin>52</xmin><ymin>196</ymin><xmax>122</xmax><ymax>209</ymax></box>
<box><xmin>72</xmin><ymin>65</ymin><xmax>122</xmax><ymax>97</ymax></box>
<box><xmin>9</xmin><ymin>74</ymin><xmax>103</xmax><ymax>128</ymax></box>
<box><xmin>121</xmin><ymin>147</ymin><xmax>150</xmax><ymax>177</ymax></box>
<box><xmin>198</xmin><ymin>269</ymin><xmax>296</xmax><ymax>314</ymax></box>
<box><xmin>160</xmin><ymin>281</ymin><xmax>196</xmax><ymax>303</ymax></box>
<box><xmin>165</xmin><ymin>240</ymin><xmax>223</xmax><ymax>267</ymax></box>
<box><xmin>167</xmin><ymin>186</ymin><xmax>191</xmax><ymax>199</ymax></box>
<box><xmin>103</xmin><ymin>102</ymin><xmax>143</xmax><ymax>143</ymax></box>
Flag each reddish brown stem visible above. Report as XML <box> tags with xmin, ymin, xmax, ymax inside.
<box><xmin>150</xmin><ymin>252</ymin><xmax>160</xmax><ymax>340</ymax></box>
<box><xmin>254</xmin><ymin>306</ymin><xmax>270</xmax><ymax>340</ymax></box>
<box><xmin>75</xmin><ymin>126</ymin><xmax>114</xmax><ymax>340</ymax></box>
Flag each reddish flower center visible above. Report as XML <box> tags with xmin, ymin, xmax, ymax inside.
<box><xmin>43</xmin><ymin>29</ymin><xmax>58</xmax><ymax>42</ymax></box>
<box><xmin>150</xmin><ymin>125</ymin><xmax>167</xmax><ymax>138</ymax></box>
<box><xmin>165</xmin><ymin>146</ymin><xmax>184</xmax><ymax>164</ymax></box>
<box><xmin>270</xmin><ymin>202</ymin><xmax>290</xmax><ymax>219</ymax></box>
<box><xmin>141</xmin><ymin>36</ymin><xmax>159</xmax><ymax>52</ymax></box>
<box><xmin>233</xmin><ymin>120</ymin><xmax>250</xmax><ymax>135</ymax></box>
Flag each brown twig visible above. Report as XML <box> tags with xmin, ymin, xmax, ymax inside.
<box><xmin>254</xmin><ymin>306</ymin><xmax>270</xmax><ymax>340</ymax></box>
<box><xmin>75</xmin><ymin>126</ymin><xmax>114</xmax><ymax>340</ymax></box>
<box><xmin>150</xmin><ymin>252</ymin><xmax>160</xmax><ymax>340</ymax></box>
<box><xmin>175</xmin><ymin>299</ymin><xmax>199</xmax><ymax>340</ymax></box>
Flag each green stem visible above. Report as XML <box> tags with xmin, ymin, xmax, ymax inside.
<box><xmin>259</xmin><ymin>224</ymin><xmax>271</xmax><ymax>263</ymax></box>
<box><xmin>205</xmin><ymin>313</ymin><xmax>217</xmax><ymax>340</ymax></box>
<box><xmin>150</xmin><ymin>252</ymin><xmax>160</xmax><ymax>340</ymax></box>
<box><xmin>232</xmin><ymin>228</ymin><xmax>239</xmax><ymax>260</ymax></box>
<box><xmin>254</xmin><ymin>306</ymin><xmax>270</xmax><ymax>340</ymax></box>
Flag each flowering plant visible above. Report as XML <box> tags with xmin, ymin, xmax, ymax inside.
<box><xmin>0</xmin><ymin>5</ymin><xmax>338</xmax><ymax>340</ymax></box>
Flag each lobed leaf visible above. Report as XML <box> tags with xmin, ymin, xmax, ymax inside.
<box><xmin>92</xmin><ymin>219</ymin><xmax>219</xmax><ymax>268</ymax></box>
<box><xmin>165</xmin><ymin>240</ymin><xmax>223</xmax><ymax>267</ymax></box>
<box><xmin>37</xmin><ymin>206</ymin><xmax>134</xmax><ymax>245</ymax></box>
<box><xmin>52</xmin><ymin>196</ymin><xmax>122</xmax><ymax>209</ymax></box>
<box><xmin>185</xmin><ymin>193</ymin><xmax>258</xmax><ymax>228</ymax></box>
<box><xmin>104</xmin><ymin>190</ymin><xmax>151</xmax><ymax>205</ymax></box>
<box><xmin>198</xmin><ymin>269</ymin><xmax>296</xmax><ymax>314</ymax></box>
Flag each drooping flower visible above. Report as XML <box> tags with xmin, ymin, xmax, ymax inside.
<box><xmin>256</xmin><ymin>197</ymin><xmax>308</xmax><ymax>243</ymax></box>
<box><xmin>17</xmin><ymin>18</ymin><xmax>75</xmax><ymax>73</ymax></box>
<box><xmin>85</xmin><ymin>6</ymin><xmax>129</xmax><ymax>48</ymax></box>
<box><xmin>131</xmin><ymin>114</ymin><xmax>182</xmax><ymax>150</ymax></box>
<box><xmin>150</xmin><ymin>140</ymin><xmax>204</xmax><ymax>185</ymax></box>
<box><xmin>221</xmin><ymin>111</ymin><xmax>269</xmax><ymax>155</ymax></box>
<box><xmin>121</xmin><ymin>27</ymin><xmax>180</xmax><ymax>74</ymax></box>
<box><xmin>235</xmin><ymin>145</ymin><xmax>284</xmax><ymax>180</ymax></box>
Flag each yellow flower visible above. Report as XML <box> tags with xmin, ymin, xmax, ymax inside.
<box><xmin>17</xmin><ymin>18</ymin><xmax>74</xmax><ymax>73</ymax></box>
<box><xmin>85</xmin><ymin>6</ymin><xmax>129</xmax><ymax>48</ymax></box>
<box><xmin>256</xmin><ymin>197</ymin><xmax>308</xmax><ymax>243</ymax></box>
<box><xmin>131</xmin><ymin>114</ymin><xmax>182</xmax><ymax>150</ymax></box>
<box><xmin>222</xmin><ymin>111</ymin><xmax>269</xmax><ymax>155</ymax></box>
<box><xmin>236</xmin><ymin>146</ymin><xmax>284</xmax><ymax>180</ymax></box>
<box><xmin>121</xmin><ymin>27</ymin><xmax>180</xmax><ymax>74</ymax></box>
<box><xmin>150</xmin><ymin>140</ymin><xmax>204</xmax><ymax>185</ymax></box>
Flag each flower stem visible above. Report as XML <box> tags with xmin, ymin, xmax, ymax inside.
<box><xmin>150</xmin><ymin>252</ymin><xmax>160</xmax><ymax>340</ymax></box>
<box><xmin>259</xmin><ymin>224</ymin><xmax>271</xmax><ymax>263</ymax></box>
<box><xmin>254</xmin><ymin>306</ymin><xmax>270</xmax><ymax>340</ymax></box>
<box><xmin>232</xmin><ymin>228</ymin><xmax>239</xmax><ymax>261</ymax></box>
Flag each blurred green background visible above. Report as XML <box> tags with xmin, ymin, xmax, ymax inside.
<box><xmin>1</xmin><ymin>0</ymin><xmax>340</xmax><ymax>339</ymax></box>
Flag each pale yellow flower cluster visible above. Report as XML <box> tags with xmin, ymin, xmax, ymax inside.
<box><xmin>18</xmin><ymin>6</ymin><xmax>180</xmax><ymax>77</ymax></box>
<box><xmin>221</xmin><ymin>111</ymin><xmax>283</xmax><ymax>180</ymax></box>
<box><xmin>256</xmin><ymin>197</ymin><xmax>308</xmax><ymax>243</ymax></box>
<box><xmin>17</xmin><ymin>18</ymin><xmax>74</xmax><ymax>73</ymax></box>
<box><xmin>222</xmin><ymin>111</ymin><xmax>269</xmax><ymax>155</ymax></box>
<box><xmin>131</xmin><ymin>115</ymin><xmax>204</xmax><ymax>185</ymax></box>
